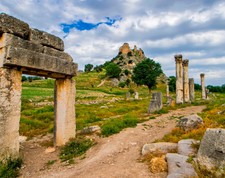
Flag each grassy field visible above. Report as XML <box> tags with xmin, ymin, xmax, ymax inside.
<box><xmin>20</xmin><ymin>70</ymin><xmax>225</xmax><ymax>139</ymax></box>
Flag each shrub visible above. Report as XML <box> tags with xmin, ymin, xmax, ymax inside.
<box><xmin>118</xmin><ymin>82</ymin><xmax>126</xmax><ymax>88</ymax></box>
<box><xmin>105</xmin><ymin>63</ymin><xmax>121</xmax><ymax>78</ymax></box>
<box><xmin>101</xmin><ymin>115</ymin><xmax>138</xmax><ymax>137</ymax></box>
<box><xmin>0</xmin><ymin>158</ymin><xmax>22</xmax><ymax>178</ymax></box>
<box><xmin>60</xmin><ymin>137</ymin><xmax>95</xmax><ymax>162</ymax></box>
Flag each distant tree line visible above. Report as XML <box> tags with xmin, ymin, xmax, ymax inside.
<box><xmin>22</xmin><ymin>76</ymin><xmax>42</xmax><ymax>82</ymax></box>
<box><xmin>168</xmin><ymin>76</ymin><xmax>225</xmax><ymax>93</ymax></box>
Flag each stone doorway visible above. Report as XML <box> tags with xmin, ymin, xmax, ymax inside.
<box><xmin>0</xmin><ymin>13</ymin><xmax>77</xmax><ymax>161</ymax></box>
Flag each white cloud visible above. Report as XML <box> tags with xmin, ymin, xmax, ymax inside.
<box><xmin>0</xmin><ymin>0</ymin><xmax>225</xmax><ymax>85</ymax></box>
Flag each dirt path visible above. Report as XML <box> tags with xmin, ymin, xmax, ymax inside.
<box><xmin>20</xmin><ymin>105</ymin><xmax>205</xmax><ymax>178</ymax></box>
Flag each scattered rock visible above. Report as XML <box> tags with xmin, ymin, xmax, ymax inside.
<box><xmin>100</xmin><ymin>106</ymin><xmax>109</xmax><ymax>109</ymax></box>
<box><xmin>19</xmin><ymin>136</ymin><xmax>27</xmax><ymax>143</ymax></box>
<box><xmin>134</xmin><ymin>92</ymin><xmax>139</xmax><ymax>100</ymax></box>
<box><xmin>45</xmin><ymin>147</ymin><xmax>56</xmax><ymax>153</ymax></box>
<box><xmin>81</xmin><ymin>125</ymin><xmax>101</xmax><ymax>134</ymax></box>
<box><xmin>149</xmin><ymin>156</ymin><xmax>167</xmax><ymax>173</ymax></box>
<box><xmin>177</xmin><ymin>114</ymin><xmax>203</xmax><ymax>131</ymax></box>
<box><xmin>166</xmin><ymin>153</ymin><xmax>198</xmax><ymax>178</ymax></box>
<box><xmin>111</xmin><ymin>78</ymin><xmax>119</xmax><ymax>86</ymax></box>
<box><xmin>142</xmin><ymin>142</ymin><xmax>177</xmax><ymax>155</ymax></box>
<box><xmin>125</xmin><ymin>92</ymin><xmax>131</xmax><ymax>100</ymax></box>
<box><xmin>197</xmin><ymin>128</ymin><xmax>225</xmax><ymax>175</ymax></box>
<box><xmin>148</xmin><ymin>92</ymin><xmax>163</xmax><ymax>113</ymax></box>
<box><xmin>178</xmin><ymin>139</ymin><xmax>199</xmax><ymax>156</ymax></box>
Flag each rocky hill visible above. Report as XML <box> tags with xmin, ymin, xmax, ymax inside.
<box><xmin>112</xmin><ymin>43</ymin><xmax>145</xmax><ymax>73</ymax></box>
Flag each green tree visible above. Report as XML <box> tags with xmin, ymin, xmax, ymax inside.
<box><xmin>84</xmin><ymin>64</ymin><xmax>93</xmax><ymax>72</ymax></box>
<box><xmin>168</xmin><ymin>76</ymin><xmax>176</xmax><ymax>92</ymax></box>
<box><xmin>105</xmin><ymin>63</ymin><xmax>121</xmax><ymax>78</ymax></box>
<box><xmin>132</xmin><ymin>58</ymin><xmax>163</xmax><ymax>92</ymax></box>
<box><xmin>94</xmin><ymin>65</ymin><xmax>103</xmax><ymax>72</ymax></box>
<box><xmin>22</xmin><ymin>76</ymin><xmax>27</xmax><ymax>82</ymax></box>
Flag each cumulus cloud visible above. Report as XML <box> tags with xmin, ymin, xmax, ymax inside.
<box><xmin>0</xmin><ymin>0</ymin><xmax>225</xmax><ymax>85</ymax></box>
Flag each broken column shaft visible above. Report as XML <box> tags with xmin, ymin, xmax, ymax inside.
<box><xmin>189</xmin><ymin>78</ymin><xmax>195</xmax><ymax>102</ymax></box>
<box><xmin>200</xmin><ymin>73</ymin><xmax>206</xmax><ymax>99</ymax></box>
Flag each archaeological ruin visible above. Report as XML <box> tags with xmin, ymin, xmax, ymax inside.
<box><xmin>200</xmin><ymin>73</ymin><xmax>206</xmax><ymax>99</ymax></box>
<box><xmin>175</xmin><ymin>54</ymin><xmax>184</xmax><ymax>104</ymax></box>
<box><xmin>0</xmin><ymin>13</ymin><xmax>77</xmax><ymax>161</ymax></box>
<box><xmin>183</xmin><ymin>59</ymin><xmax>190</xmax><ymax>102</ymax></box>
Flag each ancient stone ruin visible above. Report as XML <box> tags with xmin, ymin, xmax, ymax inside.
<box><xmin>0</xmin><ymin>13</ymin><xmax>77</xmax><ymax>161</ymax></box>
<box><xmin>174</xmin><ymin>54</ymin><xmax>195</xmax><ymax>104</ymax></box>
<box><xmin>200</xmin><ymin>73</ymin><xmax>206</xmax><ymax>99</ymax></box>
<box><xmin>148</xmin><ymin>92</ymin><xmax>162</xmax><ymax>113</ymax></box>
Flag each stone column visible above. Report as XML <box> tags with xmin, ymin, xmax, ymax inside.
<box><xmin>175</xmin><ymin>54</ymin><xmax>183</xmax><ymax>104</ymax></box>
<box><xmin>166</xmin><ymin>80</ymin><xmax>170</xmax><ymax>98</ymax></box>
<box><xmin>0</xmin><ymin>68</ymin><xmax>22</xmax><ymax>161</ymax></box>
<box><xmin>54</xmin><ymin>78</ymin><xmax>76</xmax><ymax>146</ymax></box>
<box><xmin>200</xmin><ymin>73</ymin><xmax>206</xmax><ymax>99</ymax></box>
<box><xmin>183</xmin><ymin>59</ymin><xmax>190</xmax><ymax>102</ymax></box>
<box><xmin>189</xmin><ymin>78</ymin><xmax>195</xmax><ymax>102</ymax></box>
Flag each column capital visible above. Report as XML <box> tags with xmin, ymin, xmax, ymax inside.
<box><xmin>183</xmin><ymin>59</ymin><xmax>189</xmax><ymax>66</ymax></box>
<box><xmin>174</xmin><ymin>54</ymin><xmax>183</xmax><ymax>63</ymax></box>
<box><xmin>200</xmin><ymin>73</ymin><xmax>205</xmax><ymax>78</ymax></box>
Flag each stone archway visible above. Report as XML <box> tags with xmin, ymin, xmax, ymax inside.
<box><xmin>0</xmin><ymin>13</ymin><xmax>77</xmax><ymax>161</ymax></box>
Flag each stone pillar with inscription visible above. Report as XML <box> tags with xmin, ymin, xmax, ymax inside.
<box><xmin>175</xmin><ymin>54</ymin><xmax>183</xmax><ymax>104</ymax></box>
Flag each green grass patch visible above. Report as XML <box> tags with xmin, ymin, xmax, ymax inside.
<box><xmin>0</xmin><ymin>158</ymin><xmax>22</xmax><ymax>178</ymax></box>
<box><xmin>59</xmin><ymin>137</ymin><xmax>95</xmax><ymax>163</ymax></box>
<box><xmin>101</xmin><ymin>115</ymin><xmax>138</xmax><ymax>137</ymax></box>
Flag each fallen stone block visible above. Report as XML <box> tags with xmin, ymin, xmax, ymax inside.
<box><xmin>197</xmin><ymin>128</ymin><xmax>225</xmax><ymax>175</ymax></box>
<box><xmin>29</xmin><ymin>28</ymin><xmax>64</xmax><ymax>51</ymax></box>
<box><xmin>178</xmin><ymin>139</ymin><xmax>199</xmax><ymax>156</ymax></box>
<box><xmin>142</xmin><ymin>142</ymin><xmax>177</xmax><ymax>155</ymax></box>
<box><xmin>177</xmin><ymin>114</ymin><xmax>203</xmax><ymax>131</ymax></box>
<box><xmin>0</xmin><ymin>13</ymin><xmax>30</xmax><ymax>39</ymax></box>
<box><xmin>81</xmin><ymin>125</ymin><xmax>101</xmax><ymax>134</ymax></box>
<box><xmin>166</xmin><ymin>153</ymin><xmax>198</xmax><ymax>178</ymax></box>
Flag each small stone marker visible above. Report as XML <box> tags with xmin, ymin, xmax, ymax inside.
<box><xmin>126</xmin><ymin>92</ymin><xmax>131</xmax><ymax>100</ymax></box>
<box><xmin>134</xmin><ymin>91</ymin><xmax>139</xmax><ymax>100</ymax></box>
<box><xmin>148</xmin><ymin>92</ymin><xmax>162</xmax><ymax>113</ymax></box>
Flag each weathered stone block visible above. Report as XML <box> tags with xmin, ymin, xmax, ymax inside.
<box><xmin>148</xmin><ymin>92</ymin><xmax>162</xmax><ymax>113</ymax></box>
<box><xmin>142</xmin><ymin>142</ymin><xmax>177</xmax><ymax>155</ymax></box>
<box><xmin>177</xmin><ymin>114</ymin><xmax>203</xmax><ymax>131</ymax></box>
<box><xmin>178</xmin><ymin>139</ymin><xmax>199</xmax><ymax>156</ymax></box>
<box><xmin>0</xmin><ymin>33</ymin><xmax>43</xmax><ymax>53</ymax></box>
<box><xmin>166</xmin><ymin>153</ymin><xmax>198</xmax><ymax>178</ymax></box>
<box><xmin>0</xmin><ymin>46</ymin><xmax>76</xmax><ymax>77</ymax></box>
<box><xmin>0</xmin><ymin>68</ymin><xmax>22</xmax><ymax>160</ymax></box>
<box><xmin>197</xmin><ymin>128</ymin><xmax>225</xmax><ymax>172</ymax></box>
<box><xmin>0</xmin><ymin>13</ymin><xmax>29</xmax><ymax>39</ymax></box>
<box><xmin>43</xmin><ymin>46</ymin><xmax>72</xmax><ymax>62</ymax></box>
<box><xmin>29</xmin><ymin>28</ymin><xmax>64</xmax><ymax>51</ymax></box>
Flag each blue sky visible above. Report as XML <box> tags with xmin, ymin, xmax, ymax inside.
<box><xmin>1</xmin><ymin>0</ymin><xmax>225</xmax><ymax>85</ymax></box>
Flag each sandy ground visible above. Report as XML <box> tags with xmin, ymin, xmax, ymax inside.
<box><xmin>20</xmin><ymin>105</ymin><xmax>205</xmax><ymax>178</ymax></box>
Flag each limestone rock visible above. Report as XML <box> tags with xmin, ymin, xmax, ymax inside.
<box><xmin>0</xmin><ymin>13</ymin><xmax>29</xmax><ymax>39</ymax></box>
<box><xmin>142</xmin><ymin>142</ymin><xmax>177</xmax><ymax>155</ymax></box>
<box><xmin>45</xmin><ymin>147</ymin><xmax>56</xmax><ymax>153</ymax></box>
<box><xmin>197</xmin><ymin>128</ymin><xmax>225</xmax><ymax>173</ymax></box>
<box><xmin>29</xmin><ymin>28</ymin><xmax>64</xmax><ymax>51</ymax></box>
<box><xmin>166</xmin><ymin>153</ymin><xmax>198</xmax><ymax>178</ymax></box>
<box><xmin>177</xmin><ymin>114</ymin><xmax>203</xmax><ymax>131</ymax></box>
<box><xmin>111</xmin><ymin>78</ymin><xmax>119</xmax><ymax>86</ymax></box>
<box><xmin>19</xmin><ymin>136</ymin><xmax>27</xmax><ymax>143</ymax></box>
<box><xmin>119</xmin><ymin>43</ymin><xmax>131</xmax><ymax>55</ymax></box>
<box><xmin>134</xmin><ymin>92</ymin><xmax>139</xmax><ymax>100</ymax></box>
<box><xmin>148</xmin><ymin>92</ymin><xmax>162</xmax><ymax>113</ymax></box>
<box><xmin>178</xmin><ymin>139</ymin><xmax>199</xmax><ymax>156</ymax></box>
<box><xmin>81</xmin><ymin>125</ymin><xmax>101</xmax><ymax>134</ymax></box>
